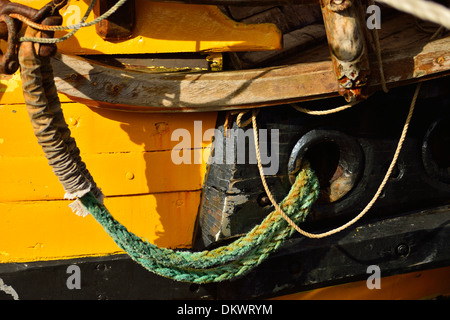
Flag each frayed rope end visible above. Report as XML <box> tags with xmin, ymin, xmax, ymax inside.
<box><xmin>65</xmin><ymin>188</ymin><xmax>104</xmax><ymax>217</ymax></box>
<box><xmin>68</xmin><ymin>198</ymin><xmax>91</xmax><ymax>217</ymax></box>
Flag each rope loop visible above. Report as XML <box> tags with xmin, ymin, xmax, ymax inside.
<box><xmin>253</xmin><ymin>83</ymin><xmax>422</xmax><ymax>239</ymax></box>
<box><xmin>236</xmin><ymin>108</ymin><xmax>260</xmax><ymax>128</ymax></box>
<box><xmin>79</xmin><ymin>161</ymin><xmax>319</xmax><ymax>283</ymax></box>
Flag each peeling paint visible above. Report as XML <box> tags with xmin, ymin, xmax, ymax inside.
<box><xmin>0</xmin><ymin>278</ymin><xmax>19</xmax><ymax>300</ymax></box>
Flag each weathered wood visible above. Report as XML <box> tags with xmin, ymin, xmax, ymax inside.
<box><xmin>94</xmin><ymin>0</ymin><xmax>135</xmax><ymax>40</ymax></box>
<box><xmin>280</xmin><ymin>4</ymin><xmax>324</xmax><ymax>29</ymax></box>
<box><xmin>227</xmin><ymin>5</ymin><xmax>275</xmax><ymax>20</ymax></box>
<box><xmin>194</xmin><ymin>77</ymin><xmax>450</xmax><ymax>248</ymax></box>
<box><xmin>234</xmin><ymin>24</ymin><xmax>327</xmax><ymax>68</ymax></box>
<box><xmin>52</xmin><ymin>53</ymin><xmax>340</xmax><ymax>112</ymax></box>
<box><xmin>240</xmin><ymin>7</ymin><xmax>292</xmax><ymax>33</ymax></box>
<box><xmin>52</xmin><ymin>26</ymin><xmax>450</xmax><ymax>112</ymax></box>
<box><xmin>319</xmin><ymin>0</ymin><xmax>371</xmax><ymax>102</ymax></box>
<box><xmin>224</xmin><ymin>2</ymin><xmax>324</xmax><ymax>69</ymax></box>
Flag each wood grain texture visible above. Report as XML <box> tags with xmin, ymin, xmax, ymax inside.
<box><xmin>52</xmin><ymin>19</ymin><xmax>450</xmax><ymax>112</ymax></box>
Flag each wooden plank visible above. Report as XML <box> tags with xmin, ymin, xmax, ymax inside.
<box><xmin>2</xmin><ymin>0</ymin><xmax>282</xmax><ymax>55</ymax></box>
<box><xmin>227</xmin><ymin>6</ymin><xmax>275</xmax><ymax>20</ymax></box>
<box><xmin>0</xmin><ymin>102</ymin><xmax>216</xmax><ymax>201</ymax></box>
<box><xmin>56</xmin><ymin>1</ymin><xmax>282</xmax><ymax>54</ymax></box>
<box><xmin>0</xmin><ymin>191</ymin><xmax>201</xmax><ymax>263</ymax></box>
<box><xmin>319</xmin><ymin>0</ymin><xmax>371</xmax><ymax>101</ymax></box>
<box><xmin>52</xmin><ymin>31</ymin><xmax>450</xmax><ymax>112</ymax></box>
<box><xmin>0</xmin><ymin>148</ymin><xmax>211</xmax><ymax>202</ymax></box>
<box><xmin>53</xmin><ymin>53</ymin><xmax>339</xmax><ymax>112</ymax></box>
<box><xmin>237</xmin><ymin>24</ymin><xmax>327</xmax><ymax>68</ymax></box>
<box><xmin>240</xmin><ymin>7</ymin><xmax>292</xmax><ymax>34</ymax></box>
<box><xmin>0</xmin><ymin>103</ymin><xmax>217</xmax><ymax>157</ymax></box>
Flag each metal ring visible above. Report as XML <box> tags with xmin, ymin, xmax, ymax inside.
<box><xmin>288</xmin><ymin>129</ymin><xmax>363</xmax><ymax>203</ymax></box>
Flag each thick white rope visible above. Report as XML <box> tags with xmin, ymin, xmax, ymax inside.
<box><xmin>375</xmin><ymin>0</ymin><xmax>450</xmax><ymax>30</ymax></box>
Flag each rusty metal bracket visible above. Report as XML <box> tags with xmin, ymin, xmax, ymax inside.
<box><xmin>0</xmin><ymin>0</ymin><xmax>66</xmax><ymax>74</ymax></box>
<box><xmin>0</xmin><ymin>13</ymin><xmax>19</xmax><ymax>74</ymax></box>
<box><xmin>94</xmin><ymin>0</ymin><xmax>135</xmax><ymax>41</ymax></box>
<box><xmin>320</xmin><ymin>0</ymin><xmax>371</xmax><ymax>102</ymax></box>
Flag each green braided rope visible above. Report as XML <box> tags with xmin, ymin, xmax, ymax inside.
<box><xmin>102</xmin><ymin>163</ymin><xmax>314</xmax><ymax>270</ymax></box>
<box><xmin>79</xmin><ymin>163</ymin><xmax>319</xmax><ymax>283</ymax></box>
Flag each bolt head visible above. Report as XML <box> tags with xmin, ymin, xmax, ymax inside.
<box><xmin>396</xmin><ymin>243</ymin><xmax>410</xmax><ymax>257</ymax></box>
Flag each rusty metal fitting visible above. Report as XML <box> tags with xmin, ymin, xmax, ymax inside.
<box><xmin>328</xmin><ymin>0</ymin><xmax>353</xmax><ymax>12</ymax></box>
<box><xmin>38</xmin><ymin>15</ymin><xmax>63</xmax><ymax>58</ymax></box>
<box><xmin>0</xmin><ymin>0</ymin><xmax>66</xmax><ymax>74</ymax></box>
<box><xmin>320</xmin><ymin>0</ymin><xmax>370</xmax><ymax>102</ymax></box>
<box><xmin>0</xmin><ymin>0</ymin><xmax>38</xmax><ymax>73</ymax></box>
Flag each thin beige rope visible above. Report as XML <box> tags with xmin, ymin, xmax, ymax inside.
<box><xmin>251</xmin><ymin>83</ymin><xmax>422</xmax><ymax>239</ymax></box>
<box><xmin>292</xmin><ymin>0</ymin><xmax>388</xmax><ymax>116</ymax></box>
<box><xmin>236</xmin><ymin>108</ymin><xmax>260</xmax><ymax>127</ymax></box>
<box><xmin>370</xmin><ymin>0</ymin><xmax>389</xmax><ymax>93</ymax></box>
<box><xmin>431</xmin><ymin>26</ymin><xmax>446</xmax><ymax>40</ymax></box>
<box><xmin>367</xmin><ymin>0</ymin><xmax>389</xmax><ymax>94</ymax></box>
<box><xmin>291</xmin><ymin>100</ymin><xmax>360</xmax><ymax>115</ymax></box>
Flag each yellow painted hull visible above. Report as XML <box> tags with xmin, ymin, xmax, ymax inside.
<box><xmin>13</xmin><ymin>0</ymin><xmax>282</xmax><ymax>55</ymax></box>
<box><xmin>1</xmin><ymin>0</ymin><xmax>263</xmax><ymax>264</ymax></box>
<box><xmin>0</xmin><ymin>101</ymin><xmax>217</xmax><ymax>262</ymax></box>
<box><xmin>273</xmin><ymin>266</ymin><xmax>450</xmax><ymax>300</ymax></box>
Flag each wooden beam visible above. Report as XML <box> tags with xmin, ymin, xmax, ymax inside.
<box><xmin>52</xmin><ymin>33</ymin><xmax>450</xmax><ymax>112</ymax></box>
<box><xmin>319</xmin><ymin>0</ymin><xmax>371</xmax><ymax>102</ymax></box>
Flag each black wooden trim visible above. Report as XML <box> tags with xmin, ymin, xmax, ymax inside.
<box><xmin>0</xmin><ymin>205</ymin><xmax>448</xmax><ymax>300</ymax></box>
